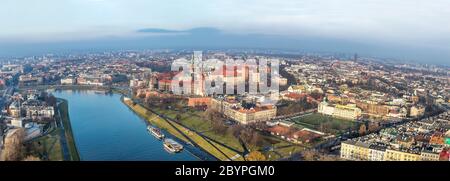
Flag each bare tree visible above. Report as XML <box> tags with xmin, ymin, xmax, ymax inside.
<box><xmin>318</xmin><ymin>155</ymin><xmax>341</xmax><ymax>161</ymax></box>
<box><xmin>203</xmin><ymin>108</ymin><xmax>228</xmax><ymax>135</ymax></box>
<box><xmin>368</xmin><ymin>122</ymin><xmax>380</xmax><ymax>133</ymax></box>
<box><xmin>23</xmin><ymin>155</ymin><xmax>41</xmax><ymax>161</ymax></box>
<box><xmin>252</xmin><ymin>122</ymin><xmax>269</xmax><ymax>131</ymax></box>
<box><xmin>359</xmin><ymin>124</ymin><xmax>367</xmax><ymax>136</ymax></box>
<box><xmin>175</xmin><ymin>114</ymin><xmax>182</xmax><ymax>121</ymax></box>
<box><xmin>302</xmin><ymin>150</ymin><xmax>317</xmax><ymax>161</ymax></box>
<box><xmin>246</xmin><ymin>151</ymin><xmax>266</xmax><ymax>161</ymax></box>
<box><xmin>229</xmin><ymin>125</ymin><xmax>243</xmax><ymax>138</ymax></box>
<box><xmin>250</xmin><ymin>132</ymin><xmax>263</xmax><ymax>147</ymax></box>
<box><xmin>203</xmin><ymin>108</ymin><xmax>222</xmax><ymax>121</ymax></box>
<box><xmin>211</xmin><ymin>119</ymin><xmax>227</xmax><ymax>135</ymax></box>
<box><xmin>1</xmin><ymin>128</ymin><xmax>26</xmax><ymax>161</ymax></box>
<box><xmin>240</xmin><ymin>127</ymin><xmax>254</xmax><ymax>143</ymax></box>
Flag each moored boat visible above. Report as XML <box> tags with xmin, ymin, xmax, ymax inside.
<box><xmin>163</xmin><ymin>138</ymin><xmax>183</xmax><ymax>153</ymax></box>
<box><xmin>147</xmin><ymin>126</ymin><xmax>165</xmax><ymax>139</ymax></box>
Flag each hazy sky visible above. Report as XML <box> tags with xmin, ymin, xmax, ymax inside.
<box><xmin>1</xmin><ymin>0</ymin><xmax>450</xmax><ymax>64</ymax></box>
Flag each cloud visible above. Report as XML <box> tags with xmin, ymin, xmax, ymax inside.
<box><xmin>137</xmin><ymin>28</ymin><xmax>182</xmax><ymax>33</ymax></box>
<box><xmin>2</xmin><ymin>0</ymin><xmax>450</xmax><ymax>44</ymax></box>
<box><xmin>1</xmin><ymin>0</ymin><xmax>449</xmax><ymax>64</ymax></box>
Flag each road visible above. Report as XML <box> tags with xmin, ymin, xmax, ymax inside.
<box><xmin>55</xmin><ymin>101</ymin><xmax>71</xmax><ymax>161</ymax></box>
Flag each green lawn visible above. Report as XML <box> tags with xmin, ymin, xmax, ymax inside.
<box><xmin>28</xmin><ymin>128</ymin><xmax>64</xmax><ymax>161</ymax></box>
<box><xmin>152</xmin><ymin>106</ymin><xmax>245</xmax><ymax>153</ymax></box>
<box><xmin>273</xmin><ymin>145</ymin><xmax>305</xmax><ymax>158</ymax></box>
<box><xmin>290</xmin><ymin>113</ymin><xmax>358</xmax><ymax>135</ymax></box>
<box><xmin>124</xmin><ymin>100</ymin><xmax>191</xmax><ymax>143</ymax></box>
<box><xmin>261</xmin><ymin>144</ymin><xmax>305</xmax><ymax>161</ymax></box>
<box><xmin>171</xmin><ymin>121</ymin><xmax>244</xmax><ymax>161</ymax></box>
<box><xmin>27</xmin><ymin>99</ymin><xmax>81</xmax><ymax>161</ymax></box>
<box><xmin>248</xmin><ymin>134</ymin><xmax>306</xmax><ymax>160</ymax></box>
<box><xmin>140</xmin><ymin>100</ymin><xmax>299</xmax><ymax>160</ymax></box>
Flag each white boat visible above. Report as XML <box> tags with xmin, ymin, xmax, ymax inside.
<box><xmin>163</xmin><ymin>138</ymin><xmax>183</xmax><ymax>153</ymax></box>
<box><xmin>147</xmin><ymin>126</ymin><xmax>165</xmax><ymax>139</ymax></box>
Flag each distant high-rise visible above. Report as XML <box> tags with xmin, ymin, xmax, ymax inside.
<box><xmin>193</xmin><ymin>51</ymin><xmax>203</xmax><ymax>64</ymax></box>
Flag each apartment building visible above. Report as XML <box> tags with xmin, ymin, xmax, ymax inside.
<box><xmin>318</xmin><ymin>100</ymin><xmax>362</xmax><ymax>120</ymax></box>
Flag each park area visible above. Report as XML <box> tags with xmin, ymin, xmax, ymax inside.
<box><xmin>147</xmin><ymin>100</ymin><xmax>305</xmax><ymax>160</ymax></box>
<box><xmin>27</xmin><ymin>128</ymin><xmax>64</xmax><ymax>161</ymax></box>
<box><xmin>124</xmin><ymin>99</ymin><xmax>246</xmax><ymax>161</ymax></box>
<box><xmin>290</xmin><ymin>113</ymin><xmax>359</xmax><ymax>135</ymax></box>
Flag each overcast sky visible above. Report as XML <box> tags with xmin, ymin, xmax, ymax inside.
<box><xmin>1</xmin><ymin>0</ymin><xmax>449</xmax><ymax>64</ymax></box>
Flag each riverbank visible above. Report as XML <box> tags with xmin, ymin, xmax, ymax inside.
<box><xmin>26</xmin><ymin>99</ymin><xmax>80</xmax><ymax>161</ymax></box>
<box><xmin>56</xmin><ymin>99</ymin><xmax>80</xmax><ymax>161</ymax></box>
<box><xmin>123</xmin><ymin>99</ymin><xmax>191</xmax><ymax>143</ymax></box>
<box><xmin>27</xmin><ymin>125</ymin><xmax>65</xmax><ymax>160</ymax></box>
<box><xmin>52</xmin><ymin>90</ymin><xmax>199</xmax><ymax>161</ymax></box>
<box><xmin>19</xmin><ymin>84</ymin><xmax>112</xmax><ymax>92</ymax></box>
<box><xmin>122</xmin><ymin>99</ymin><xmax>244</xmax><ymax>161</ymax></box>
<box><xmin>49</xmin><ymin>88</ymin><xmax>295</xmax><ymax>160</ymax></box>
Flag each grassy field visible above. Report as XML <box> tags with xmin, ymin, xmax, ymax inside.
<box><xmin>57</xmin><ymin>99</ymin><xmax>80</xmax><ymax>161</ymax></box>
<box><xmin>250</xmin><ymin>134</ymin><xmax>307</xmax><ymax>160</ymax></box>
<box><xmin>265</xmin><ymin>145</ymin><xmax>305</xmax><ymax>160</ymax></box>
<box><xmin>275</xmin><ymin>145</ymin><xmax>305</xmax><ymax>157</ymax></box>
<box><xmin>28</xmin><ymin>128</ymin><xmax>64</xmax><ymax>161</ymax></box>
<box><xmin>290</xmin><ymin>113</ymin><xmax>358</xmax><ymax>135</ymax></box>
<box><xmin>123</xmin><ymin>100</ymin><xmax>190</xmax><ymax>143</ymax></box>
<box><xmin>123</xmin><ymin>99</ymin><xmax>244</xmax><ymax>161</ymax></box>
<box><xmin>153</xmin><ymin>107</ymin><xmax>245</xmax><ymax>153</ymax></box>
<box><xmin>170</xmin><ymin>121</ymin><xmax>244</xmax><ymax>161</ymax></box>
<box><xmin>128</xmin><ymin>97</ymin><xmax>302</xmax><ymax>160</ymax></box>
<box><xmin>150</xmin><ymin>104</ymin><xmax>301</xmax><ymax>160</ymax></box>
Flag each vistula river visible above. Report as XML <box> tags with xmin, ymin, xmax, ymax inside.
<box><xmin>52</xmin><ymin>90</ymin><xmax>214</xmax><ymax>161</ymax></box>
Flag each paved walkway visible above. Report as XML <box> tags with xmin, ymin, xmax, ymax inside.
<box><xmin>55</xmin><ymin>101</ymin><xmax>71</xmax><ymax>161</ymax></box>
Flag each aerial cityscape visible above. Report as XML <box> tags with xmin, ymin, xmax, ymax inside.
<box><xmin>0</xmin><ymin>0</ymin><xmax>449</xmax><ymax>165</ymax></box>
<box><xmin>0</xmin><ymin>50</ymin><xmax>448</xmax><ymax>161</ymax></box>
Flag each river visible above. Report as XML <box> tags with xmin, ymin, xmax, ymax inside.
<box><xmin>52</xmin><ymin>90</ymin><xmax>211</xmax><ymax>161</ymax></box>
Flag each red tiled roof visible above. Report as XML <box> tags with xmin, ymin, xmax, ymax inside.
<box><xmin>292</xmin><ymin>130</ymin><xmax>321</xmax><ymax>142</ymax></box>
<box><xmin>267</xmin><ymin>125</ymin><xmax>291</xmax><ymax>136</ymax></box>
<box><xmin>236</xmin><ymin>105</ymin><xmax>274</xmax><ymax>113</ymax></box>
<box><xmin>159</xmin><ymin>79</ymin><xmax>172</xmax><ymax>84</ymax></box>
<box><xmin>284</xmin><ymin>93</ymin><xmax>306</xmax><ymax>100</ymax></box>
